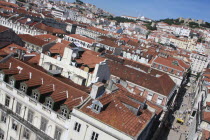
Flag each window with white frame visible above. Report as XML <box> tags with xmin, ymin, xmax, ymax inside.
<box><xmin>74</xmin><ymin>122</ymin><xmax>81</xmax><ymax>132</ymax></box>
<box><xmin>12</xmin><ymin>120</ymin><xmax>18</xmax><ymax>131</ymax></box>
<box><xmin>91</xmin><ymin>132</ymin><xmax>99</xmax><ymax>140</ymax></box>
<box><xmin>32</xmin><ymin>92</ymin><xmax>39</xmax><ymax>100</ymax></box>
<box><xmin>1</xmin><ymin>112</ymin><xmax>6</xmax><ymax>123</ymax></box>
<box><xmin>20</xmin><ymin>85</ymin><xmax>26</xmax><ymax>92</ymax></box>
<box><xmin>0</xmin><ymin>73</ymin><xmax>4</xmax><ymax>81</ymax></box>
<box><xmin>94</xmin><ymin>104</ymin><xmax>100</xmax><ymax>111</ymax></box>
<box><xmin>157</xmin><ymin>97</ymin><xmax>163</xmax><ymax>105</ymax></box>
<box><xmin>147</xmin><ymin>93</ymin><xmax>153</xmax><ymax>101</ymax></box>
<box><xmin>54</xmin><ymin>127</ymin><xmax>62</xmax><ymax>140</ymax></box>
<box><xmin>27</xmin><ymin>109</ymin><xmax>34</xmax><ymax>123</ymax></box>
<box><xmin>16</xmin><ymin>102</ymin><xmax>22</xmax><ymax>115</ymax></box>
<box><xmin>23</xmin><ymin>128</ymin><xmax>30</xmax><ymax>140</ymax></box>
<box><xmin>40</xmin><ymin>117</ymin><xmax>48</xmax><ymax>132</ymax></box>
<box><xmin>158</xmin><ymin>65</ymin><xmax>162</xmax><ymax>70</ymax></box>
<box><xmin>9</xmin><ymin>79</ymin><xmax>14</xmax><ymax>86</ymax></box>
<box><xmin>61</xmin><ymin>109</ymin><xmax>68</xmax><ymax>117</ymax></box>
<box><xmin>46</xmin><ymin>100</ymin><xmax>53</xmax><ymax>108</ymax></box>
<box><xmin>0</xmin><ymin>128</ymin><xmax>4</xmax><ymax>140</ymax></box>
<box><xmin>5</xmin><ymin>95</ymin><xmax>10</xmax><ymax>107</ymax></box>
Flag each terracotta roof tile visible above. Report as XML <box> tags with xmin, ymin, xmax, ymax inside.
<box><xmin>2</xmin><ymin>69</ymin><xmax>19</xmax><ymax>75</ymax></box>
<box><xmin>81</xmin><ymin>90</ymin><xmax>153</xmax><ymax>137</ymax></box>
<box><xmin>67</xmin><ymin>34</ymin><xmax>95</xmax><ymax>44</ymax></box>
<box><xmin>108</xmin><ymin>61</ymin><xmax>175</xmax><ymax>96</ymax></box>
<box><xmin>0</xmin><ymin>25</ymin><xmax>9</xmax><ymax>33</ymax></box>
<box><xmin>19</xmin><ymin>34</ymin><xmax>49</xmax><ymax>46</ymax></box>
<box><xmin>13</xmin><ymin>74</ymin><xmax>29</xmax><ymax>81</ymax></box>
<box><xmin>4</xmin><ymin>57</ymin><xmax>88</xmax><ymax>111</ymax></box>
<box><xmin>203</xmin><ymin>112</ymin><xmax>210</xmax><ymax>123</ymax></box>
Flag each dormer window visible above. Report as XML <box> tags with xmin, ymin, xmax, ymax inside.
<box><xmin>94</xmin><ymin>104</ymin><xmax>100</xmax><ymax>111</ymax></box>
<box><xmin>164</xmin><ymin>67</ymin><xmax>168</xmax><ymax>71</ymax></box>
<box><xmin>9</xmin><ymin>79</ymin><xmax>14</xmax><ymax>86</ymax></box>
<box><xmin>158</xmin><ymin>65</ymin><xmax>162</xmax><ymax>70</ymax></box>
<box><xmin>147</xmin><ymin>93</ymin><xmax>153</xmax><ymax>101</ymax></box>
<box><xmin>61</xmin><ymin>109</ymin><xmax>68</xmax><ymax>117</ymax></box>
<box><xmin>20</xmin><ymin>85</ymin><xmax>26</xmax><ymax>92</ymax></box>
<box><xmin>157</xmin><ymin>97</ymin><xmax>163</xmax><ymax>105</ymax></box>
<box><xmin>32</xmin><ymin>92</ymin><xmax>39</xmax><ymax>100</ymax></box>
<box><xmin>91</xmin><ymin>100</ymin><xmax>103</xmax><ymax>113</ymax></box>
<box><xmin>46</xmin><ymin>100</ymin><xmax>52</xmax><ymax>108</ymax></box>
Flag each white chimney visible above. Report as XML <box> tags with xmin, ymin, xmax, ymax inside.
<box><xmin>9</xmin><ymin>63</ymin><xmax>12</xmax><ymax>69</ymax></box>
<box><xmin>41</xmin><ymin>78</ymin><xmax>44</xmax><ymax>85</ymax></box>
<box><xmin>90</xmin><ymin>82</ymin><xmax>105</xmax><ymax>99</ymax></box>
<box><xmin>29</xmin><ymin>72</ymin><xmax>32</xmax><ymax>79</ymax></box>
<box><xmin>57</xmin><ymin>38</ymin><xmax>62</xmax><ymax>43</ymax></box>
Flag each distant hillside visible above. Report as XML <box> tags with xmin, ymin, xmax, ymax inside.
<box><xmin>157</xmin><ymin>18</ymin><xmax>210</xmax><ymax>29</ymax></box>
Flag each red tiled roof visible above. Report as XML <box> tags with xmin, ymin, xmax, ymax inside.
<box><xmin>0</xmin><ymin>25</ymin><xmax>9</xmax><ymax>33</ymax></box>
<box><xmin>34</xmin><ymin>23</ymin><xmax>66</xmax><ymax>34</ymax></box>
<box><xmin>206</xmin><ymin>102</ymin><xmax>210</xmax><ymax>107</ymax></box>
<box><xmin>19</xmin><ymin>34</ymin><xmax>49</xmax><ymax>46</ymax></box>
<box><xmin>27</xmin><ymin>54</ymin><xmax>40</xmax><ymax>64</ymax></box>
<box><xmin>0</xmin><ymin>63</ymin><xmax>9</xmax><ymax>69</ymax></box>
<box><xmin>2</xmin><ymin>69</ymin><xmax>19</xmax><ymax>75</ymax></box>
<box><xmin>37</xmin><ymin>84</ymin><xmax>54</xmax><ymax>95</ymax></box>
<box><xmin>108</xmin><ymin>61</ymin><xmax>175</xmax><ymax>96</ymax></box>
<box><xmin>1</xmin><ymin>43</ymin><xmax>26</xmax><ymax>54</ymax></box>
<box><xmin>87</xmin><ymin>26</ymin><xmax>109</xmax><ymax>35</ymax></box>
<box><xmin>24</xmin><ymin>79</ymin><xmax>42</xmax><ymax>87</ymax></box>
<box><xmin>203</xmin><ymin>112</ymin><xmax>210</xmax><ymax>123</ymax></box>
<box><xmin>3</xmin><ymin>58</ymin><xmax>88</xmax><ymax>111</ymax></box>
<box><xmin>49</xmin><ymin>43</ymin><xmax>68</xmax><ymax>56</ymax></box>
<box><xmin>75</xmin><ymin>50</ymin><xmax>105</xmax><ymax>68</ymax></box>
<box><xmin>99</xmin><ymin>39</ymin><xmax>119</xmax><ymax>48</ymax></box>
<box><xmin>67</xmin><ymin>34</ymin><xmax>95</xmax><ymax>44</ymax></box>
<box><xmin>81</xmin><ymin>90</ymin><xmax>153</xmax><ymax>137</ymax></box>
<box><xmin>13</xmin><ymin>74</ymin><xmax>29</xmax><ymax>81</ymax></box>
<box><xmin>202</xmin><ymin>130</ymin><xmax>210</xmax><ymax>140</ymax></box>
<box><xmin>0</xmin><ymin>1</ymin><xmax>18</xmax><ymax>8</ymax></box>
<box><xmin>35</xmin><ymin>34</ymin><xmax>58</xmax><ymax>42</ymax></box>
<box><xmin>0</xmin><ymin>5</ymin><xmax>13</xmax><ymax>11</ymax></box>
<box><xmin>153</xmin><ymin>56</ymin><xmax>189</xmax><ymax>72</ymax></box>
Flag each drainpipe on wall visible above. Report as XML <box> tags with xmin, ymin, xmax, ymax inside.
<box><xmin>18</xmin><ymin>106</ymin><xmax>27</xmax><ymax>140</ymax></box>
<box><xmin>83</xmin><ymin>125</ymin><xmax>89</xmax><ymax>140</ymax></box>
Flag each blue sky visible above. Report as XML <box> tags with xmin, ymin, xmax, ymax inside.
<box><xmin>65</xmin><ymin>0</ymin><xmax>210</xmax><ymax>22</ymax></box>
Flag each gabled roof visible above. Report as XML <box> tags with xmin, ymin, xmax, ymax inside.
<box><xmin>81</xmin><ymin>90</ymin><xmax>153</xmax><ymax>137</ymax></box>
<box><xmin>1</xmin><ymin>43</ymin><xmax>26</xmax><ymax>54</ymax></box>
<box><xmin>0</xmin><ymin>1</ymin><xmax>18</xmax><ymax>8</ymax></box>
<box><xmin>108</xmin><ymin>61</ymin><xmax>175</xmax><ymax>96</ymax></box>
<box><xmin>0</xmin><ymin>25</ymin><xmax>9</xmax><ymax>33</ymax></box>
<box><xmin>153</xmin><ymin>56</ymin><xmax>190</xmax><ymax>72</ymax></box>
<box><xmin>49</xmin><ymin>43</ymin><xmax>67</xmax><ymax>56</ymax></box>
<box><xmin>19</xmin><ymin>34</ymin><xmax>49</xmax><ymax>46</ymax></box>
<box><xmin>67</xmin><ymin>34</ymin><xmax>95</xmax><ymax>44</ymax></box>
<box><xmin>99</xmin><ymin>39</ymin><xmax>119</xmax><ymax>48</ymax></box>
<box><xmin>75</xmin><ymin>50</ymin><xmax>105</xmax><ymax>68</ymax></box>
<box><xmin>34</xmin><ymin>23</ymin><xmax>66</xmax><ymax>34</ymax></box>
<box><xmin>1</xmin><ymin>58</ymin><xmax>89</xmax><ymax>111</ymax></box>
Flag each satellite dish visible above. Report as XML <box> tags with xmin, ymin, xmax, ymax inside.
<box><xmin>72</xmin><ymin>53</ymin><xmax>77</xmax><ymax>59</ymax></box>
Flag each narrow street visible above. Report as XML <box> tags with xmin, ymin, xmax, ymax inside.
<box><xmin>153</xmin><ymin>75</ymin><xmax>197</xmax><ymax>140</ymax></box>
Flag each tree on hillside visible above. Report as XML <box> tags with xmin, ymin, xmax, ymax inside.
<box><xmin>75</xmin><ymin>0</ymin><xmax>84</xmax><ymax>5</ymax></box>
